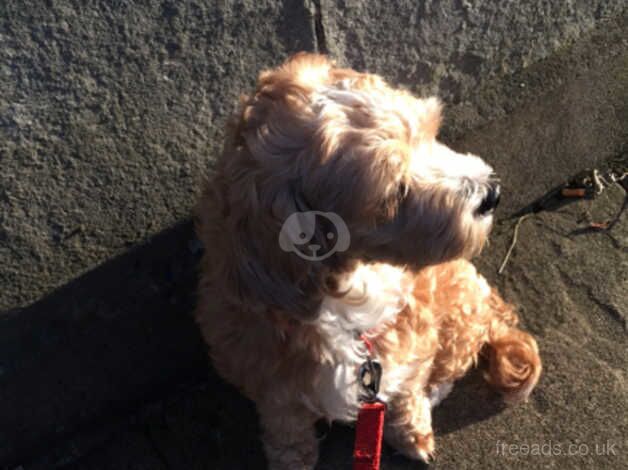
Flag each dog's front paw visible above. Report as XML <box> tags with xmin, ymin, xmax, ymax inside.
<box><xmin>394</xmin><ymin>430</ymin><xmax>435</xmax><ymax>463</ymax></box>
<box><xmin>385</xmin><ymin>394</ymin><xmax>436</xmax><ymax>462</ymax></box>
<box><xmin>264</xmin><ymin>444</ymin><xmax>318</xmax><ymax>470</ymax></box>
<box><xmin>259</xmin><ymin>403</ymin><xmax>320</xmax><ymax>470</ymax></box>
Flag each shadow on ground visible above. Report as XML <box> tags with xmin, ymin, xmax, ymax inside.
<box><xmin>0</xmin><ymin>221</ymin><xmax>209</xmax><ymax>468</ymax></box>
<box><xmin>1</xmin><ymin>218</ymin><xmax>510</xmax><ymax>470</ymax></box>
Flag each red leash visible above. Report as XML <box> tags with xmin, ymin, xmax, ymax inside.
<box><xmin>354</xmin><ymin>402</ymin><xmax>386</xmax><ymax>470</ymax></box>
<box><xmin>353</xmin><ymin>334</ymin><xmax>386</xmax><ymax>470</ymax></box>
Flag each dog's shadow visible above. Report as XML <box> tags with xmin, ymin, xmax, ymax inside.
<box><xmin>432</xmin><ymin>367</ymin><xmax>506</xmax><ymax>436</ymax></box>
<box><xmin>1</xmin><ymin>217</ymin><xmax>505</xmax><ymax>469</ymax></box>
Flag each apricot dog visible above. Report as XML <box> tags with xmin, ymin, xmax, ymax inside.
<box><xmin>196</xmin><ymin>53</ymin><xmax>541</xmax><ymax>468</ymax></box>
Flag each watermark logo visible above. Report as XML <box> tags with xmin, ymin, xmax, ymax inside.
<box><xmin>495</xmin><ymin>439</ymin><xmax>619</xmax><ymax>457</ymax></box>
<box><xmin>279</xmin><ymin>211</ymin><xmax>350</xmax><ymax>261</ymax></box>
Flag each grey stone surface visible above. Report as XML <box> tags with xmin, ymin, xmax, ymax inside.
<box><xmin>0</xmin><ymin>222</ymin><xmax>210</xmax><ymax>468</ymax></box>
<box><xmin>321</xmin><ymin>0</ymin><xmax>624</xmax><ymax>108</ymax></box>
<box><xmin>452</xmin><ymin>16</ymin><xmax>628</xmax><ymax>216</ymax></box>
<box><xmin>2</xmin><ymin>0</ymin><xmax>626</xmax><ymax>313</ymax></box>
<box><xmin>1</xmin><ymin>1</ymin><xmax>627</xmax><ymax>469</ymax></box>
<box><xmin>0</xmin><ymin>0</ymin><xmax>317</xmax><ymax>312</ymax></box>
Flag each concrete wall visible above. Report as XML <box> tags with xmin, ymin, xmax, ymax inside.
<box><xmin>1</xmin><ymin>0</ymin><xmax>625</xmax><ymax>312</ymax></box>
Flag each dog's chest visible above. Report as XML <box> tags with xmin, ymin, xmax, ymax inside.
<box><xmin>303</xmin><ymin>264</ymin><xmax>416</xmax><ymax>421</ymax></box>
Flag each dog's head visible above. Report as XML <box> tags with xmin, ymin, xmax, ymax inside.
<box><xmin>207</xmin><ymin>53</ymin><xmax>499</xmax><ymax>318</ymax></box>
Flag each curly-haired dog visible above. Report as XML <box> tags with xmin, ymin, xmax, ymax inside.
<box><xmin>196</xmin><ymin>53</ymin><xmax>541</xmax><ymax>468</ymax></box>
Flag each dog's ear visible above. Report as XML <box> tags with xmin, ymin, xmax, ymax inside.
<box><xmin>201</xmin><ymin>54</ymin><xmax>344</xmax><ymax>321</ymax></box>
<box><xmin>208</xmin><ymin>175</ymin><xmax>331</xmax><ymax>321</ymax></box>
<box><xmin>228</xmin><ymin>241</ymin><xmax>325</xmax><ymax>320</ymax></box>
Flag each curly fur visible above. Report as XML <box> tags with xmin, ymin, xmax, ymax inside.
<box><xmin>195</xmin><ymin>53</ymin><xmax>541</xmax><ymax>468</ymax></box>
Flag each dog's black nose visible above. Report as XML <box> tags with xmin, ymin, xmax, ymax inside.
<box><xmin>476</xmin><ymin>182</ymin><xmax>501</xmax><ymax>216</ymax></box>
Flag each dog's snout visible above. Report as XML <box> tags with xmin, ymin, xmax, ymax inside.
<box><xmin>308</xmin><ymin>243</ymin><xmax>321</xmax><ymax>252</ymax></box>
<box><xmin>476</xmin><ymin>182</ymin><xmax>501</xmax><ymax>216</ymax></box>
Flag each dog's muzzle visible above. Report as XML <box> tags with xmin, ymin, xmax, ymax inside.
<box><xmin>475</xmin><ymin>182</ymin><xmax>501</xmax><ymax>216</ymax></box>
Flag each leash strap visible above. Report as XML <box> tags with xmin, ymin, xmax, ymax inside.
<box><xmin>353</xmin><ymin>401</ymin><xmax>386</xmax><ymax>470</ymax></box>
<box><xmin>353</xmin><ymin>333</ymin><xmax>385</xmax><ymax>470</ymax></box>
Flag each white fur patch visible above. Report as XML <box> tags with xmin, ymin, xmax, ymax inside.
<box><xmin>305</xmin><ymin>263</ymin><xmax>414</xmax><ymax>421</ymax></box>
<box><xmin>311</xmin><ymin>81</ymin><xmax>440</xmax><ymax>147</ymax></box>
<box><xmin>410</xmin><ymin>141</ymin><xmax>494</xmax><ymax>193</ymax></box>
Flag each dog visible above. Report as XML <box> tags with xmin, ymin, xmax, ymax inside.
<box><xmin>195</xmin><ymin>53</ymin><xmax>541</xmax><ymax>468</ymax></box>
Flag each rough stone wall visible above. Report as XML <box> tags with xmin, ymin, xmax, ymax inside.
<box><xmin>1</xmin><ymin>0</ymin><xmax>316</xmax><ymax>311</ymax></box>
<box><xmin>321</xmin><ymin>0</ymin><xmax>624</xmax><ymax>104</ymax></box>
<box><xmin>1</xmin><ymin>0</ymin><xmax>625</xmax><ymax>312</ymax></box>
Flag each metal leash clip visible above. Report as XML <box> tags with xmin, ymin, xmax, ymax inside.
<box><xmin>358</xmin><ymin>357</ymin><xmax>382</xmax><ymax>403</ymax></box>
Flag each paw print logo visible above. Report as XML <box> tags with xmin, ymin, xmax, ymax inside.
<box><xmin>279</xmin><ymin>211</ymin><xmax>350</xmax><ymax>261</ymax></box>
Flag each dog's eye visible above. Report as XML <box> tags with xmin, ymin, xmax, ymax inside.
<box><xmin>299</xmin><ymin>232</ymin><xmax>307</xmax><ymax>239</ymax></box>
<box><xmin>326</xmin><ymin>232</ymin><xmax>334</xmax><ymax>240</ymax></box>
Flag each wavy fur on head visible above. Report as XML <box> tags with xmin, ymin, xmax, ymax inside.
<box><xmin>196</xmin><ymin>53</ymin><xmax>541</xmax><ymax>468</ymax></box>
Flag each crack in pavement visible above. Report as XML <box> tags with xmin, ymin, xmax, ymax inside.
<box><xmin>312</xmin><ymin>0</ymin><xmax>328</xmax><ymax>54</ymax></box>
<box><xmin>556</xmin><ymin>266</ymin><xmax>627</xmax><ymax>333</ymax></box>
